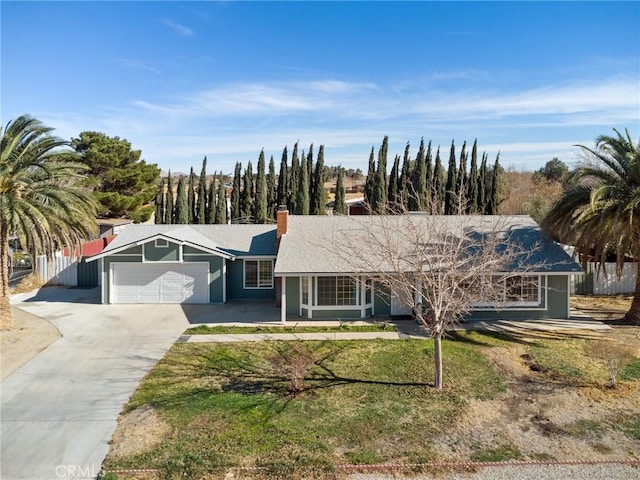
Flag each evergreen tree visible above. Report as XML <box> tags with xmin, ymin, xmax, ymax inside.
<box><xmin>289</xmin><ymin>143</ymin><xmax>300</xmax><ymax>213</ymax></box>
<box><xmin>311</xmin><ymin>145</ymin><xmax>326</xmax><ymax>215</ymax></box>
<box><xmin>399</xmin><ymin>143</ymin><xmax>411</xmax><ymax>210</ymax></box>
<box><xmin>306</xmin><ymin>143</ymin><xmax>314</xmax><ymax>203</ymax></box>
<box><xmin>241</xmin><ymin>162</ymin><xmax>254</xmax><ymax>221</ymax></box>
<box><xmin>206</xmin><ymin>171</ymin><xmax>216</xmax><ymax>224</ymax></box>
<box><xmin>166</xmin><ymin>172</ymin><xmax>174</xmax><ymax>224</ymax></box>
<box><xmin>478</xmin><ymin>153</ymin><xmax>488</xmax><ymax>214</ymax></box>
<box><xmin>456</xmin><ymin>141</ymin><xmax>468</xmax><ymax>211</ymax></box>
<box><xmin>334</xmin><ymin>166</ymin><xmax>347</xmax><ymax>215</ymax></box>
<box><xmin>231</xmin><ymin>162</ymin><xmax>242</xmax><ymax>222</ymax></box>
<box><xmin>188</xmin><ymin>167</ymin><xmax>196</xmax><ymax>223</ymax></box>
<box><xmin>487</xmin><ymin>154</ymin><xmax>504</xmax><ymax>215</ymax></box>
<box><xmin>387</xmin><ymin>154</ymin><xmax>399</xmax><ymax>208</ymax></box>
<box><xmin>444</xmin><ymin>140</ymin><xmax>458</xmax><ymax>215</ymax></box>
<box><xmin>409</xmin><ymin>138</ymin><xmax>426</xmax><ymax>211</ymax></box>
<box><xmin>276</xmin><ymin>147</ymin><xmax>289</xmax><ymax>209</ymax></box>
<box><xmin>432</xmin><ymin>147</ymin><xmax>444</xmax><ymax>214</ymax></box>
<box><xmin>254</xmin><ymin>150</ymin><xmax>268</xmax><ymax>223</ymax></box>
<box><xmin>295</xmin><ymin>150</ymin><xmax>310</xmax><ymax>214</ymax></box>
<box><xmin>371</xmin><ymin>136</ymin><xmax>388</xmax><ymax>214</ymax></box>
<box><xmin>267</xmin><ymin>155</ymin><xmax>276</xmax><ymax>220</ymax></box>
<box><xmin>175</xmin><ymin>176</ymin><xmax>189</xmax><ymax>224</ymax></box>
<box><xmin>214</xmin><ymin>172</ymin><xmax>228</xmax><ymax>224</ymax></box>
<box><xmin>467</xmin><ymin>140</ymin><xmax>479</xmax><ymax>214</ymax></box>
<box><xmin>155</xmin><ymin>178</ymin><xmax>165</xmax><ymax>224</ymax></box>
<box><xmin>197</xmin><ymin>157</ymin><xmax>207</xmax><ymax>224</ymax></box>
<box><xmin>425</xmin><ymin>140</ymin><xmax>433</xmax><ymax>213</ymax></box>
<box><xmin>364</xmin><ymin>147</ymin><xmax>375</xmax><ymax>209</ymax></box>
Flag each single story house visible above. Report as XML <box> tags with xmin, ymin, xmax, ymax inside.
<box><xmin>86</xmin><ymin>211</ymin><xmax>582</xmax><ymax>322</ymax></box>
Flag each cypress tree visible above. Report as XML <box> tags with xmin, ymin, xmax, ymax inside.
<box><xmin>231</xmin><ymin>162</ymin><xmax>242</xmax><ymax>222</ymax></box>
<box><xmin>467</xmin><ymin>140</ymin><xmax>479</xmax><ymax>214</ymax></box>
<box><xmin>197</xmin><ymin>157</ymin><xmax>207</xmax><ymax>224</ymax></box>
<box><xmin>371</xmin><ymin>136</ymin><xmax>388</xmax><ymax>214</ymax></box>
<box><xmin>444</xmin><ymin>140</ymin><xmax>458</xmax><ymax>215</ymax></box>
<box><xmin>267</xmin><ymin>155</ymin><xmax>276</xmax><ymax>220</ymax></box>
<box><xmin>241</xmin><ymin>162</ymin><xmax>254</xmax><ymax>222</ymax></box>
<box><xmin>409</xmin><ymin>138</ymin><xmax>426</xmax><ymax>212</ymax></box>
<box><xmin>306</xmin><ymin>143</ymin><xmax>314</xmax><ymax>202</ymax></box>
<box><xmin>276</xmin><ymin>147</ymin><xmax>288</xmax><ymax>209</ymax></box>
<box><xmin>364</xmin><ymin>147</ymin><xmax>375</xmax><ymax>210</ymax></box>
<box><xmin>155</xmin><ymin>178</ymin><xmax>165</xmax><ymax>224</ymax></box>
<box><xmin>175</xmin><ymin>176</ymin><xmax>189</xmax><ymax>224</ymax></box>
<box><xmin>207</xmin><ymin>171</ymin><xmax>216</xmax><ymax>224</ymax></box>
<box><xmin>166</xmin><ymin>172</ymin><xmax>174</xmax><ymax>224</ymax></box>
<box><xmin>488</xmin><ymin>153</ymin><xmax>503</xmax><ymax>215</ymax></box>
<box><xmin>295</xmin><ymin>150</ymin><xmax>310</xmax><ymax>214</ymax></box>
<box><xmin>425</xmin><ymin>140</ymin><xmax>433</xmax><ymax>213</ymax></box>
<box><xmin>254</xmin><ymin>150</ymin><xmax>268</xmax><ymax>224</ymax></box>
<box><xmin>387</xmin><ymin>154</ymin><xmax>399</xmax><ymax>209</ymax></box>
<box><xmin>311</xmin><ymin>145</ymin><xmax>326</xmax><ymax>215</ymax></box>
<box><xmin>188</xmin><ymin>167</ymin><xmax>196</xmax><ymax>223</ymax></box>
<box><xmin>456</xmin><ymin>141</ymin><xmax>468</xmax><ymax>212</ymax></box>
<box><xmin>399</xmin><ymin>143</ymin><xmax>411</xmax><ymax>210</ymax></box>
<box><xmin>478</xmin><ymin>153</ymin><xmax>488</xmax><ymax>214</ymax></box>
<box><xmin>289</xmin><ymin>143</ymin><xmax>300</xmax><ymax>213</ymax></box>
<box><xmin>334</xmin><ymin>166</ymin><xmax>347</xmax><ymax>215</ymax></box>
<box><xmin>214</xmin><ymin>171</ymin><xmax>227</xmax><ymax>224</ymax></box>
<box><xmin>432</xmin><ymin>147</ymin><xmax>444</xmax><ymax>214</ymax></box>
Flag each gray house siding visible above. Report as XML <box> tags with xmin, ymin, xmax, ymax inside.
<box><xmin>285</xmin><ymin>276</ymin><xmax>300</xmax><ymax>316</ymax></box>
<box><xmin>226</xmin><ymin>259</ymin><xmax>276</xmax><ymax>300</ymax></box>
<box><xmin>144</xmin><ymin>241</ymin><xmax>179</xmax><ymax>262</ymax></box>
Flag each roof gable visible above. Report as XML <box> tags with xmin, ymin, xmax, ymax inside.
<box><xmin>86</xmin><ymin>224</ymin><xmax>277</xmax><ymax>262</ymax></box>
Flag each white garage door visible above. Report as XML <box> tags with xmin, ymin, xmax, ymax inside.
<box><xmin>111</xmin><ymin>263</ymin><xmax>209</xmax><ymax>304</ymax></box>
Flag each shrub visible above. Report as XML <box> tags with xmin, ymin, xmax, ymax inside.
<box><xmin>583</xmin><ymin>339</ymin><xmax>637</xmax><ymax>388</ymax></box>
<box><xmin>267</xmin><ymin>341</ymin><xmax>316</xmax><ymax>396</ymax></box>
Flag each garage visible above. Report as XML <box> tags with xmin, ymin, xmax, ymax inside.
<box><xmin>111</xmin><ymin>262</ymin><xmax>209</xmax><ymax>304</ymax></box>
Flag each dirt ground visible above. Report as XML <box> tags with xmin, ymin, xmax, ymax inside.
<box><xmin>1</xmin><ymin>306</ymin><xmax>61</xmax><ymax>381</ymax></box>
<box><xmin>571</xmin><ymin>295</ymin><xmax>634</xmax><ymax>321</ymax></box>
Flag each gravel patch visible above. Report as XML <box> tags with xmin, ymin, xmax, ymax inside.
<box><xmin>348</xmin><ymin>463</ymin><xmax>640</xmax><ymax>480</ymax></box>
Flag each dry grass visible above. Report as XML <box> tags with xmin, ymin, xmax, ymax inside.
<box><xmin>10</xmin><ymin>275</ymin><xmax>44</xmax><ymax>294</ymax></box>
<box><xmin>572</xmin><ymin>295</ymin><xmax>633</xmax><ymax>321</ymax></box>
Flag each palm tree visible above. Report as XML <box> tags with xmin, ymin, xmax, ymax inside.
<box><xmin>1</xmin><ymin>115</ymin><xmax>98</xmax><ymax>327</ymax></box>
<box><xmin>541</xmin><ymin>129</ymin><xmax>640</xmax><ymax>324</ymax></box>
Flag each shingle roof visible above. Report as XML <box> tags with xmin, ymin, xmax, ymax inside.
<box><xmin>274</xmin><ymin>215</ymin><xmax>583</xmax><ymax>275</ymax></box>
<box><xmin>91</xmin><ymin>224</ymin><xmax>277</xmax><ymax>259</ymax></box>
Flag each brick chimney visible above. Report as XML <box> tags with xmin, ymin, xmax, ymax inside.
<box><xmin>276</xmin><ymin>205</ymin><xmax>288</xmax><ymax>247</ymax></box>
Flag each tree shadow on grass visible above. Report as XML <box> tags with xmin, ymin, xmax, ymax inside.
<box><xmin>140</xmin><ymin>341</ymin><xmax>432</xmax><ymax>419</ymax></box>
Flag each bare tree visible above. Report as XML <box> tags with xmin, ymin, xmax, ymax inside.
<box><xmin>321</xmin><ymin>209</ymin><xmax>546</xmax><ymax>389</ymax></box>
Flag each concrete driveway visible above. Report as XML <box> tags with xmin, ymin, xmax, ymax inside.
<box><xmin>1</xmin><ymin>287</ymin><xmax>190</xmax><ymax>480</ymax></box>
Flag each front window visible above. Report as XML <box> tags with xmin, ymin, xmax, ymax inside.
<box><xmin>244</xmin><ymin>260</ymin><xmax>273</xmax><ymax>288</ymax></box>
<box><xmin>317</xmin><ymin>276</ymin><xmax>357</xmax><ymax>306</ymax></box>
<box><xmin>505</xmin><ymin>275</ymin><xmax>539</xmax><ymax>302</ymax></box>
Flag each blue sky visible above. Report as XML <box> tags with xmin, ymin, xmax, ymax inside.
<box><xmin>2</xmin><ymin>1</ymin><xmax>639</xmax><ymax>175</ymax></box>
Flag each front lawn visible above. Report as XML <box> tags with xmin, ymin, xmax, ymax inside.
<box><xmin>104</xmin><ymin>339</ymin><xmax>504</xmax><ymax>478</ymax></box>
<box><xmin>103</xmin><ymin>330</ymin><xmax>640</xmax><ymax>479</ymax></box>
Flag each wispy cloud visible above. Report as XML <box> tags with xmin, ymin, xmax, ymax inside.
<box><xmin>160</xmin><ymin>19</ymin><xmax>193</xmax><ymax>37</ymax></box>
<box><xmin>43</xmin><ymin>74</ymin><xmax>638</xmax><ymax>174</ymax></box>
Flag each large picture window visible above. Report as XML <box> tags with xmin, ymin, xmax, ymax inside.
<box><xmin>505</xmin><ymin>275</ymin><xmax>539</xmax><ymax>303</ymax></box>
<box><xmin>244</xmin><ymin>260</ymin><xmax>273</xmax><ymax>289</ymax></box>
<box><xmin>317</xmin><ymin>276</ymin><xmax>357</xmax><ymax>306</ymax></box>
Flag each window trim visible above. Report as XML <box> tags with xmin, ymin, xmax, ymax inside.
<box><xmin>471</xmin><ymin>274</ymin><xmax>543</xmax><ymax>309</ymax></box>
<box><xmin>243</xmin><ymin>259</ymin><xmax>274</xmax><ymax>289</ymax></box>
<box><xmin>155</xmin><ymin>238</ymin><xmax>169</xmax><ymax>248</ymax></box>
